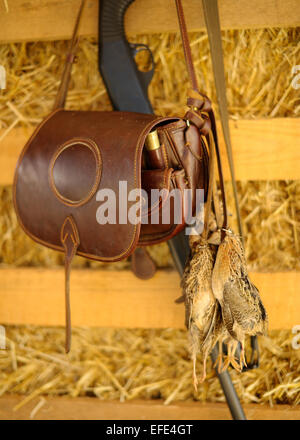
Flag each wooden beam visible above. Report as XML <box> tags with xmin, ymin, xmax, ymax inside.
<box><xmin>1</xmin><ymin>118</ymin><xmax>299</xmax><ymax>185</ymax></box>
<box><xmin>0</xmin><ymin>0</ymin><xmax>300</xmax><ymax>43</ymax></box>
<box><xmin>0</xmin><ymin>268</ymin><xmax>298</xmax><ymax>330</ymax></box>
<box><xmin>0</xmin><ymin>126</ymin><xmax>30</xmax><ymax>186</ymax></box>
<box><xmin>0</xmin><ymin>395</ymin><xmax>298</xmax><ymax>420</ymax></box>
<box><xmin>219</xmin><ymin>118</ymin><xmax>300</xmax><ymax>181</ymax></box>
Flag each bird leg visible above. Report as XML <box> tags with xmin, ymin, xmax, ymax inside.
<box><xmin>199</xmin><ymin>351</ymin><xmax>209</xmax><ymax>384</ymax></box>
<box><xmin>221</xmin><ymin>340</ymin><xmax>241</xmax><ymax>372</ymax></box>
<box><xmin>239</xmin><ymin>340</ymin><xmax>247</xmax><ymax>369</ymax></box>
<box><xmin>212</xmin><ymin>339</ymin><xmax>224</xmax><ymax>373</ymax></box>
<box><xmin>192</xmin><ymin>353</ymin><xmax>198</xmax><ymax>391</ymax></box>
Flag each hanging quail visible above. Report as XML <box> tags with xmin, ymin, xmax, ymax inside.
<box><xmin>181</xmin><ymin>236</ymin><xmax>219</xmax><ymax>388</ymax></box>
<box><xmin>212</xmin><ymin>229</ymin><xmax>268</xmax><ymax>368</ymax></box>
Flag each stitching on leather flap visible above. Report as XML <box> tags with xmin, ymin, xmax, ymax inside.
<box><xmin>14</xmin><ymin>111</ymin><xmax>182</xmax><ymax>262</ymax></box>
<box><xmin>49</xmin><ymin>138</ymin><xmax>102</xmax><ymax>207</ymax></box>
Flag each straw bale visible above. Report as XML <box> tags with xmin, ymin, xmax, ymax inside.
<box><xmin>1</xmin><ymin>28</ymin><xmax>300</xmax><ymax>128</ymax></box>
<box><xmin>0</xmin><ymin>326</ymin><xmax>299</xmax><ymax>408</ymax></box>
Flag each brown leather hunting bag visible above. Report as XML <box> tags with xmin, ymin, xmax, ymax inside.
<box><xmin>13</xmin><ymin>0</ymin><xmax>220</xmax><ymax>351</ymax></box>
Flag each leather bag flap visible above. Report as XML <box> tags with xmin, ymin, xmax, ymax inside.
<box><xmin>14</xmin><ymin>109</ymin><xmax>179</xmax><ymax>261</ymax></box>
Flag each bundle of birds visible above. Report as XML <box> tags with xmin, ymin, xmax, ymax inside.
<box><xmin>183</xmin><ymin>233</ymin><xmax>238</xmax><ymax>389</ymax></box>
<box><xmin>182</xmin><ymin>221</ymin><xmax>268</xmax><ymax>389</ymax></box>
<box><xmin>181</xmin><ymin>126</ymin><xmax>268</xmax><ymax>388</ymax></box>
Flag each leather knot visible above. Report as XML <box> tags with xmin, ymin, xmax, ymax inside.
<box><xmin>66</xmin><ymin>53</ymin><xmax>78</xmax><ymax>64</ymax></box>
<box><xmin>187</xmin><ymin>89</ymin><xmax>212</xmax><ymax>112</ymax></box>
<box><xmin>199</xmin><ymin>117</ymin><xmax>211</xmax><ymax>136</ymax></box>
<box><xmin>185</xmin><ymin>110</ymin><xmax>204</xmax><ymax>128</ymax></box>
<box><xmin>185</xmin><ymin>110</ymin><xmax>211</xmax><ymax>135</ymax></box>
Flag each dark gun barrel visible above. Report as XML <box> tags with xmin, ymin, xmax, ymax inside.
<box><xmin>99</xmin><ymin>0</ymin><xmax>154</xmax><ymax>113</ymax></box>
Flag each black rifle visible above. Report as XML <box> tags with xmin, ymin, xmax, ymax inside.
<box><xmin>98</xmin><ymin>0</ymin><xmax>246</xmax><ymax>420</ymax></box>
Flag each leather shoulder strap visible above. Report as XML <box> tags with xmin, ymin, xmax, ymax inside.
<box><xmin>175</xmin><ymin>0</ymin><xmax>198</xmax><ymax>91</ymax></box>
<box><xmin>52</xmin><ymin>0</ymin><xmax>229</xmax><ymax>236</ymax></box>
<box><xmin>175</xmin><ymin>0</ymin><xmax>228</xmax><ymax>233</ymax></box>
<box><xmin>53</xmin><ymin>0</ymin><xmax>201</xmax><ymax>110</ymax></box>
<box><xmin>53</xmin><ymin>0</ymin><xmax>86</xmax><ymax>110</ymax></box>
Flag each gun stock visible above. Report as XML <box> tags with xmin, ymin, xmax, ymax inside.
<box><xmin>99</xmin><ymin>0</ymin><xmax>154</xmax><ymax>113</ymax></box>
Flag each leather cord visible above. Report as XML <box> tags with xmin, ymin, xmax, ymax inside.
<box><xmin>202</xmin><ymin>131</ymin><xmax>215</xmax><ymax>240</ymax></box>
<box><xmin>53</xmin><ymin>0</ymin><xmax>86</xmax><ymax>110</ymax></box>
<box><xmin>60</xmin><ymin>216</ymin><xmax>80</xmax><ymax>353</ymax></box>
<box><xmin>201</xmin><ymin>0</ymin><xmax>244</xmax><ymax>243</ymax></box>
<box><xmin>209</xmin><ymin>108</ymin><xmax>228</xmax><ymax>234</ymax></box>
<box><xmin>175</xmin><ymin>0</ymin><xmax>198</xmax><ymax>91</ymax></box>
<box><xmin>175</xmin><ymin>0</ymin><xmax>228</xmax><ymax>235</ymax></box>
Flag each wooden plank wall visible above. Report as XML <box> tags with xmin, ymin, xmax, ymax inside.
<box><xmin>0</xmin><ymin>0</ymin><xmax>300</xmax><ymax>43</ymax></box>
<box><xmin>0</xmin><ymin>396</ymin><xmax>299</xmax><ymax>420</ymax></box>
<box><xmin>1</xmin><ymin>118</ymin><xmax>300</xmax><ymax>185</ymax></box>
<box><xmin>0</xmin><ymin>268</ymin><xmax>298</xmax><ymax>330</ymax></box>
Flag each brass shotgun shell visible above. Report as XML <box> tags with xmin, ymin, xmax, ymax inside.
<box><xmin>145</xmin><ymin>130</ymin><xmax>160</xmax><ymax>151</ymax></box>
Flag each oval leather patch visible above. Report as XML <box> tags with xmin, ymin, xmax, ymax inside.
<box><xmin>49</xmin><ymin>139</ymin><xmax>101</xmax><ymax>206</ymax></box>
